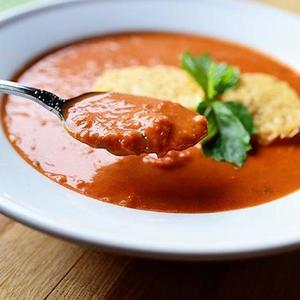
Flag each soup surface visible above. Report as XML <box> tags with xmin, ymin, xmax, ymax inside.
<box><xmin>3</xmin><ymin>32</ymin><xmax>300</xmax><ymax>213</ymax></box>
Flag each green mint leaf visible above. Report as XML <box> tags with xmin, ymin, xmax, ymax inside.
<box><xmin>197</xmin><ymin>101</ymin><xmax>218</xmax><ymax>144</ymax></box>
<box><xmin>197</xmin><ymin>100</ymin><xmax>210</xmax><ymax>115</ymax></box>
<box><xmin>181</xmin><ymin>53</ymin><xmax>240</xmax><ymax>100</ymax></box>
<box><xmin>181</xmin><ymin>52</ymin><xmax>211</xmax><ymax>99</ymax></box>
<box><xmin>182</xmin><ymin>52</ymin><xmax>254</xmax><ymax>167</ymax></box>
<box><xmin>202</xmin><ymin>102</ymin><xmax>252</xmax><ymax>167</ymax></box>
<box><xmin>215</xmin><ymin>64</ymin><xmax>240</xmax><ymax>95</ymax></box>
<box><xmin>201</xmin><ymin>110</ymin><xmax>219</xmax><ymax>144</ymax></box>
<box><xmin>224</xmin><ymin>102</ymin><xmax>256</xmax><ymax>135</ymax></box>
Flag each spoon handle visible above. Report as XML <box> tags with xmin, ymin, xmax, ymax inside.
<box><xmin>0</xmin><ymin>79</ymin><xmax>66</xmax><ymax>119</ymax></box>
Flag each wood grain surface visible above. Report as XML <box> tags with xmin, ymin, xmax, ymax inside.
<box><xmin>1</xmin><ymin>1</ymin><xmax>300</xmax><ymax>299</ymax></box>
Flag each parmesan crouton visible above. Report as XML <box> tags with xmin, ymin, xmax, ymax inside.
<box><xmin>94</xmin><ymin>65</ymin><xmax>204</xmax><ymax>110</ymax></box>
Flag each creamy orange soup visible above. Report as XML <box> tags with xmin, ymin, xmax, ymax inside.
<box><xmin>3</xmin><ymin>32</ymin><xmax>300</xmax><ymax>213</ymax></box>
<box><xmin>63</xmin><ymin>92</ymin><xmax>207</xmax><ymax>156</ymax></box>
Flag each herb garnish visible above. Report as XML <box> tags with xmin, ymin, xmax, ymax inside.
<box><xmin>181</xmin><ymin>53</ymin><xmax>255</xmax><ymax>167</ymax></box>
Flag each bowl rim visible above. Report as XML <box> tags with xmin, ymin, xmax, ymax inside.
<box><xmin>1</xmin><ymin>0</ymin><xmax>300</xmax><ymax>27</ymax></box>
<box><xmin>1</xmin><ymin>0</ymin><xmax>300</xmax><ymax>261</ymax></box>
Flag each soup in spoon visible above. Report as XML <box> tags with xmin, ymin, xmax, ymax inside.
<box><xmin>63</xmin><ymin>92</ymin><xmax>207</xmax><ymax>156</ymax></box>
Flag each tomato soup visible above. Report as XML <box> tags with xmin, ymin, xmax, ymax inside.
<box><xmin>3</xmin><ymin>32</ymin><xmax>300</xmax><ymax>213</ymax></box>
<box><xmin>63</xmin><ymin>92</ymin><xmax>207</xmax><ymax>156</ymax></box>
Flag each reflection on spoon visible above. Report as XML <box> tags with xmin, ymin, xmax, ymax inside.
<box><xmin>0</xmin><ymin>80</ymin><xmax>207</xmax><ymax>156</ymax></box>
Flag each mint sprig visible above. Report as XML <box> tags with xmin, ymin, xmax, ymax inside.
<box><xmin>181</xmin><ymin>53</ymin><xmax>255</xmax><ymax>167</ymax></box>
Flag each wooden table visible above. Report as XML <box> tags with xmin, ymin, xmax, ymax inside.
<box><xmin>1</xmin><ymin>1</ymin><xmax>300</xmax><ymax>299</ymax></box>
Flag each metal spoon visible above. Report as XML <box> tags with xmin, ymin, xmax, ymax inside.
<box><xmin>0</xmin><ymin>79</ymin><xmax>101</xmax><ymax>120</ymax></box>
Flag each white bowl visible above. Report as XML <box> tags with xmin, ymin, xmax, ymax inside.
<box><xmin>1</xmin><ymin>0</ymin><xmax>300</xmax><ymax>261</ymax></box>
